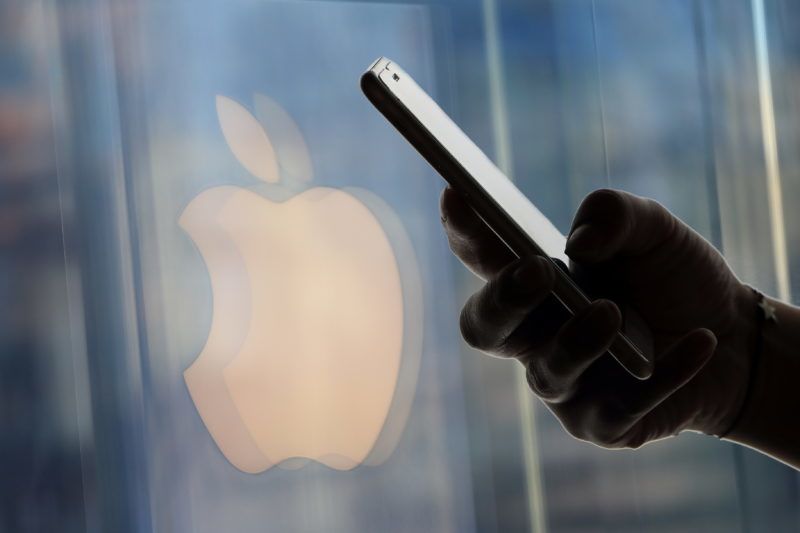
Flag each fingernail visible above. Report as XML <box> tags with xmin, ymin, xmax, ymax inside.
<box><xmin>565</xmin><ymin>224</ymin><xmax>601</xmax><ymax>260</ymax></box>
<box><xmin>513</xmin><ymin>257</ymin><xmax>554</xmax><ymax>294</ymax></box>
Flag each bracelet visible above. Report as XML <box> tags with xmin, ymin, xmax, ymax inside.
<box><xmin>717</xmin><ymin>287</ymin><xmax>776</xmax><ymax>439</ymax></box>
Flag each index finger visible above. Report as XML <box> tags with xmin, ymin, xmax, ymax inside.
<box><xmin>440</xmin><ymin>186</ymin><xmax>516</xmax><ymax>280</ymax></box>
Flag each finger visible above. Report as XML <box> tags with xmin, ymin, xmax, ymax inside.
<box><xmin>440</xmin><ymin>186</ymin><xmax>516</xmax><ymax>280</ymax></box>
<box><xmin>611</xmin><ymin>396</ymin><xmax>689</xmax><ymax>449</ymax></box>
<box><xmin>497</xmin><ymin>292</ymin><xmax>571</xmax><ymax>357</ymax></box>
<box><xmin>524</xmin><ymin>299</ymin><xmax>621</xmax><ymax>403</ymax></box>
<box><xmin>598</xmin><ymin>328</ymin><xmax>717</xmax><ymax>428</ymax></box>
<box><xmin>565</xmin><ymin>189</ymin><xmax>680</xmax><ymax>264</ymax></box>
<box><xmin>460</xmin><ymin>256</ymin><xmax>555</xmax><ymax>356</ymax></box>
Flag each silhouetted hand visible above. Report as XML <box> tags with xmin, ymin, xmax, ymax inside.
<box><xmin>441</xmin><ymin>187</ymin><xmax>756</xmax><ymax>448</ymax></box>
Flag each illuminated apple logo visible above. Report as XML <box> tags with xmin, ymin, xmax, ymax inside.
<box><xmin>180</xmin><ymin>94</ymin><xmax>422</xmax><ymax>474</ymax></box>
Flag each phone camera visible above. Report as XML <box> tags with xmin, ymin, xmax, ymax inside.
<box><xmin>392</xmin><ymin>73</ymin><xmax>400</xmax><ymax>81</ymax></box>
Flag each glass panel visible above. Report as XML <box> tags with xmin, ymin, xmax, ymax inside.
<box><xmin>498</xmin><ymin>0</ymin><xmax>800</xmax><ymax>531</ymax></box>
<box><xmin>3</xmin><ymin>0</ymin><xmax>799</xmax><ymax>531</ymax></box>
<box><xmin>769</xmin><ymin>0</ymin><xmax>800</xmax><ymax>303</ymax></box>
<box><xmin>0</xmin><ymin>3</ymin><xmax>91</xmax><ymax>532</ymax></box>
<box><xmin>107</xmin><ymin>2</ymin><xmax>478</xmax><ymax>531</ymax></box>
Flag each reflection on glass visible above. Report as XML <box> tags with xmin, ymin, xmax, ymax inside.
<box><xmin>253</xmin><ymin>93</ymin><xmax>313</xmax><ymax>184</ymax></box>
<box><xmin>7</xmin><ymin>0</ymin><xmax>800</xmax><ymax>530</ymax></box>
<box><xmin>0</xmin><ymin>2</ymin><xmax>90</xmax><ymax>532</ymax></box>
<box><xmin>216</xmin><ymin>95</ymin><xmax>281</xmax><ymax>183</ymax></box>
<box><xmin>181</xmin><ymin>95</ymin><xmax>423</xmax><ymax>473</ymax></box>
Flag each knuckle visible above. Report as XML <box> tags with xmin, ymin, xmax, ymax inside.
<box><xmin>558</xmin><ymin>417</ymin><xmax>591</xmax><ymax>443</ymax></box>
<box><xmin>550</xmin><ymin>335</ymin><xmax>596</xmax><ymax>381</ymax></box>
<box><xmin>542</xmin><ymin>343</ymin><xmax>581</xmax><ymax>390</ymax></box>
<box><xmin>459</xmin><ymin>305</ymin><xmax>485</xmax><ymax>350</ymax></box>
<box><xmin>584</xmin><ymin>188</ymin><xmax>627</xmax><ymax>213</ymax></box>
<box><xmin>552</xmin><ymin>334</ymin><xmax>580</xmax><ymax>366</ymax></box>
<box><xmin>558</xmin><ymin>410</ymin><xmax>613</xmax><ymax>446</ymax></box>
<box><xmin>574</xmin><ymin>189</ymin><xmax>633</xmax><ymax>241</ymax></box>
<box><xmin>553</xmin><ymin>337</ymin><xmax>598</xmax><ymax>372</ymax></box>
<box><xmin>593</xmin><ymin>401</ymin><xmax>622</xmax><ymax>428</ymax></box>
<box><xmin>622</xmin><ymin>431</ymin><xmax>648</xmax><ymax>450</ymax></box>
<box><xmin>592</xmin><ymin>432</ymin><xmax>627</xmax><ymax>449</ymax></box>
<box><xmin>604</xmin><ymin>394</ymin><xmax>644</xmax><ymax>423</ymax></box>
<box><xmin>446</xmin><ymin>234</ymin><xmax>476</xmax><ymax>263</ymax></box>
<box><xmin>561</xmin><ymin>425</ymin><xmax>586</xmax><ymax>443</ymax></box>
<box><xmin>525</xmin><ymin>363</ymin><xmax>566</xmax><ymax>402</ymax></box>
<box><xmin>459</xmin><ymin>274</ymin><xmax>515</xmax><ymax>353</ymax></box>
<box><xmin>646</xmin><ymin>197</ymin><xmax>679</xmax><ymax>237</ymax></box>
<box><xmin>552</xmin><ymin>303</ymin><xmax>621</xmax><ymax>366</ymax></box>
<box><xmin>585</xmin><ymin>406</ymin><xmax>621</xmax><ymax>446</ymax></box>
<box><xmin>551</xmin><ymin>398</ymin><xmax>648</xmax><ymax>449</ymax></box>
<box><xmin>544</xmin><ymin>359</ymin><xmax>574</xmax><ymax>389</ymax></box>
<box><xmin>583</xmin><ymin>402</ymin><xmax>641</xmax><ymax>448</ymax></box>
<box><xmin>489</xmin><ymin>272</ymin><xmax>514</xmax><ymax>312</ymax></box>
<box><xmin>593</xmin><ymin>427</ymin><xmax>642</xmax><ymax>449</ymax></box>
<box><xmin>584</xmin><ymin>421</ymin><xmax>626</xmax><ymax>448</ymax></box>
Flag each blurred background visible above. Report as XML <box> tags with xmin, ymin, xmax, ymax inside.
<box><xmin>1</xmin><ymin>0</ymin><xmax>799</xmax><ymax>531</ymax></box>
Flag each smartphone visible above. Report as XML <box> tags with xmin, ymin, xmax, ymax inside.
<box><xmin>361</xmin><ymin>57</ymin><xmax>654</xmax><ymax>380</ymax></box>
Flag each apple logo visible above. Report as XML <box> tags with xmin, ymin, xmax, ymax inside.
<box><xmin>179</xmin><ymin>94</ymin><xmax>423</xmax><ymax>474</ymax></box>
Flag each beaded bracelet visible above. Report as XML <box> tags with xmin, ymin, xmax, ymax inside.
<box><xmin>717</xmin><ymin>287</ymin><xmax>777</xmax><ymax>439</ymax></box>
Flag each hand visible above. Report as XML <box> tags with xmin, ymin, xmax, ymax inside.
<box><xmin>441</xmin><ymin>187</ymin><xmax>755</xmax><ymax>448</ymax></box>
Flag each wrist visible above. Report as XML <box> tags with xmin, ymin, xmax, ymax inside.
<box><xmin>688</xmin><ymin>283</ymin><xmax>758</xmax><ymax>436</ymax></box>
<box><xmin>724</xmin><ymin>321</ymin><xmax>773</xmax><ymax>441</ymax></box>
<box><xmin>722</xmin><ymin>295</ymin><xmax>800</xmax><ymax>468</ymax></box>
<box><xmin>714</xmin><ymin>286</ymin><xmax>765</xmax><ymax>438</ymax></box>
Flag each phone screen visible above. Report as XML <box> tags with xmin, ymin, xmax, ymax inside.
<box><xmin>372</xmin><ymin>60</ymin><xmax>569</xmax><ymax>265</ymax></box>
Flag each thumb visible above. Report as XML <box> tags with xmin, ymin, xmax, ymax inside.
<box><xmin>565</xmin><ymin>189</ymin><xmax>679</xmax><ymax>263</ymax></box>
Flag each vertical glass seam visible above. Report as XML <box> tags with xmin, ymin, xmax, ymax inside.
<box><xmin>40</xmin><ymin>1</ymin><xmax>98</xmax><ymax>530</ymax></box>
<box><xmin>481</xmin><ymin>0</ymin><xmax>548</xmax><ymax>531</ymax></box>
<box><xmin>751</xmin><ymin>0</ymin><xmax>791</xmax><ymax>301</ymax></box>
<box><xmin>483</xmin><ymin>0</ymin><xmax>513</xmax><ymax>175</ymax></box>
<box><xmin>590</xmin><ymin>0</ymin><xmax>612</xmax><ymax>188</ymax></box>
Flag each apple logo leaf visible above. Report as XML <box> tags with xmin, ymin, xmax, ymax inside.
<box><xmin>216</xmin><ymin>95</ymin><xmax>280</xmax><ymax>183</ymax></box>
<box><xmin>253</xmin><ymin>93</ymin><xmax>313</xmax><ymax>184</ymax></box>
